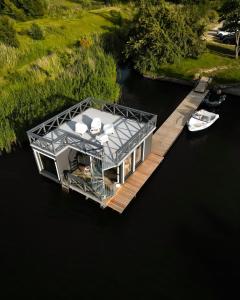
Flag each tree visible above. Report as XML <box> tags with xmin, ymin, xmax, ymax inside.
<box><xmin>221</xmin><ymin>0</ymin><xmax>240</xmax><ymax>59</ymax></box>
<box><xmin>124</xmin><ymin>0</ymin><xmax>205</xmax><ymax>74</ymax></box>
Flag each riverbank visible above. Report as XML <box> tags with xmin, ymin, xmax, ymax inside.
<box><xmin>0</xmin><ymin>3</ymin><xmax>131</xmax><ymax>152</ymax></box>
<box><xmin>144</xmin><ymin>41</ymin><xmax>240</xmax><ymax>86</ymax></box>
<box><xmin>143</xmin><ymin>73</ymin><xmax>240</xmax><ymax>97</ymax></box>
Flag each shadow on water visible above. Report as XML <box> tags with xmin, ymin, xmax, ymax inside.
<box><xmin>1</xmin><ymin>69</ymin><xmax>240</xmax><ymax>299</ymax></box>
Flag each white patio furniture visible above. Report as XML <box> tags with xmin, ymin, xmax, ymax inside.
<box><xmin>96</xmin><ymin>134</ymin><xmax>109</xmax><ymax>145</ymax></box>
<box><xmin>75</xmin><ymin>122</ymin><xmax>88</xmax><ymax>135</ymax></box>
<box><xmin>90</xmin><ymin>117</ymin><xmax>101</xmax><ymax>135</ymax></box>
<box><xmin>103</xmin><ymin>123</ymin><xmax>115</xmax><ymax>135</ymax></box>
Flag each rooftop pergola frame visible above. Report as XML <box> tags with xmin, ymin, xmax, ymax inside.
<box><xmin>27</xmin><ymin>98</ymin><xmax>157</xmax><ymax>167</ymax></box>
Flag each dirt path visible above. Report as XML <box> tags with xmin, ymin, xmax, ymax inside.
<box><xmin>205</xmin><ymin>22</ymin><xmax>223</xmax><ymax>42</ymax></box>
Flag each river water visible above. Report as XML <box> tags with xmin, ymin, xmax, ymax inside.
<box><xmin>1</xmin><ymin>70</ymin><xmax>240</xmax><ymax>299</ymax></box>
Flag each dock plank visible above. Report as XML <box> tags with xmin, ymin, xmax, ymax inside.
<box><xmin>107</xmin><ymin>77</ymin><xmax>210</xmax><ymax>213</ymax></box>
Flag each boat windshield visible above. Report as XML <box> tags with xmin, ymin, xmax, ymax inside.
<box><xmin>192</xmin><ymin>113</ymin><xmax>210</xmax><ymax>123</ymax></box>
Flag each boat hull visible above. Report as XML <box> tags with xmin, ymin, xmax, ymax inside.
<box><xmin>187</xmin><ymin>111</ymin><xmax>219</xmax><ymax>132</ymax></box>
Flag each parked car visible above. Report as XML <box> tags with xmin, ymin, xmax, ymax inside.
<box><xmin>222</xmin><ymin>34</ymin><xmax>235</xmax><ymax>44</ymax></box>
<box><xmin>217</xmin><ymin>30</ymin><xmax>234</xmax><ymax>40</ymax></box>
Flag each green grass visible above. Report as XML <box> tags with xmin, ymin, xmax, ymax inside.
<box><xmin>0</xmin><ymin>2</ymin><xmax>131</xmax><ymax>81</ymax></box>
<box><xmin>148</xmin><ymin>41</ymin><xmax>240</xmax><ymax>84</ymax></box>
<box><xmin>0</xmin><ymin>1</ymin><xmax>129</xmax><ymax>151</ymax></box>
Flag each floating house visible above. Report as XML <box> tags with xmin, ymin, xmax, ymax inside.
<box><xmin>27</xmin><ymin>98</ymin><xmax>157</xmax><ymax>208</ymax></box>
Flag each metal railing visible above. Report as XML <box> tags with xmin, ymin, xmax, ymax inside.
<box><xmin>102</xmin><ymin>103</ymin><xmax>157</xmax><ymax>166</ymax></box>
<box><xmin>68</xmin><ymin>173</ymin><xmax>116</xmax><ymax>201</ymax></box>
<box><xmin>27</xmin><ymin>98</ymin><xmax>157</xmax><ymax>168</ymax></box>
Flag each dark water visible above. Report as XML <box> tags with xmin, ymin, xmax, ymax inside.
<box><xmin>1</xmin><ymin>71</ymin><xmax>240</xmax><ymax>299</ymax></box>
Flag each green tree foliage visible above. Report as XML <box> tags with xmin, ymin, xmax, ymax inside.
<box><xmin>221</xmin><ymin>0</ymin><xmax>240</xmax><ymax>59</ymax></box>
<box><xmin>28</xmin><ymin>23</ymin><xmax>45</xmax><ymax>40</ymax></box>
<box><xmin>0</xmin><ymin>16</ymin><xmax>19</xmax><ymax>47</ymax></box>
<box><xmin>124</xmin><ymin>0</ymin><xmax>205</xmax><ymax>74</ymax></box>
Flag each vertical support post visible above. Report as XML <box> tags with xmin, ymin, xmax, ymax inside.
<box><xmin>117</xmin><ymin>166</ymin><xmax>120</xmax><ymax>184</ymax></box>
<box><xmin>142</xmin><ymin>139</ymin><xmax>146</xmax><ymax>161</ymax></box>
<box><xmin>54</xmin><ymin>160</ymin><xmax>61</xmax><ymax>182</ymax></box>
<box><xmin>33</xmin><ymin>150</ymin><xmax>43</xmax><ymax>173</ymax></box>
<box><xmin>121</xmin><ymin>162</ymin><xmax>125</xmax><ymax>184</ymax></box>
<box><xmin>133</xmin><ymin>150</ymin><xmax>136</xmax><ymax>172</ymax></box>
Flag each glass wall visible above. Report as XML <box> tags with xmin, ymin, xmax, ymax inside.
<box><xmin>135</xmin><ymin>143</ymin><xmax>143</xmax><ymax>168</ymax></box>
<box><xmin>124</xmin><ymin>153</ymin><xmax>133</xmax><ymax>180</ymax></box>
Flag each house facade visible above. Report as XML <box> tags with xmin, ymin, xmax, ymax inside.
<box><xmin>27</xmin><ymin>98</ymin><xmax>157</xmax><ymax>208</ymax></box>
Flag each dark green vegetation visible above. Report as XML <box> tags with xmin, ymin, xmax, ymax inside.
<box><xmin>28</xmin><ymin>23</ymin><xmax>45</xmax><ymax>40</ymax></box>
<box><xmin>0</xmin><ymin>16</ymin><xmax>19</xmax><ymax>47</ymax></box>
<box><xmin>124</xmin><ymin>0</ymin><xmax>206</xmax><ymax>74</ymax></box>
<box><xmin>0</xmin><ymin>0</ymin><xmax>48</xmax><ymax>19</ymax></box>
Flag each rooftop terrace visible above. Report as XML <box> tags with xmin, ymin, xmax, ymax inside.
<box><xmin>27</xmin><ymin>98</ymin><xmax>157</xmax><ymax>169</ymax></box>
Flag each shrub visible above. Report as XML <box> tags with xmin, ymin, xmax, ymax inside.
<box><xmin>13</xmin><ymin>0</ymin><xmax>48</xmax><ymax>17</ymax></box>
<box><xmin>0</xmin><ymin>0</ymin><xmax>26</xmax><ymax>20</ymax></box>
<box><xmin>28</xmin><ymin>23</ymin><xmax>45</xmax><ymax>40</ymax></box>
<box><xmin>0</xmin><ymin>0</ymin><xmax>48</xmax><ymax>18</ymax></box>
<box><xmin>0</xmin><ymin>16</ymin><xmax>19</xmax><ymax>47</ymax></box>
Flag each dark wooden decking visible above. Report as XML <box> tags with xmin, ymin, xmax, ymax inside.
<box><xmin>107</xmin><ymin>78</ymin><xmax>210</xmax><ymax>214</ymax></box>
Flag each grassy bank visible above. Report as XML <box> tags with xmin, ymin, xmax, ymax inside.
<box><xmin>0</xmin><ymin>1</ymin><xmax>132</xmax><ymax>152</ymax></box>
<box><xmin>145</xmin><ymin>41</ymin><xmax>240</xmax><ymax>84</ymax></box>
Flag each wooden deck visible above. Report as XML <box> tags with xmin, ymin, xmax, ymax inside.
<box><xmin>107</xmin><ymin>78</ymin><xmax>210</xmax><ymax>214</ymax></box>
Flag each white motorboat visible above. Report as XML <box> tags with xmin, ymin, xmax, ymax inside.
<box><xmin>187</xmin><ymin>109</ymin><xmax>219</xmax><ymax>132</ymax></box>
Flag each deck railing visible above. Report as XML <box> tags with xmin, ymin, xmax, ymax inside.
<box><xmin>27</xmin><ymin>98</ymin><xmax>157</xmax><ymax>167</ymax></box>
<box><xmin>27</xmin><ymin>98</ymin><xmax>104</xmax><ymax>159</ymax></box>
<box><xmin>102</xmin><ymin>103</ymin><xmax>157</xmax><ymax>166</ymax></box>
<box><xmin>68</xmin><ymin>173</ymin><xmax>116</xmax><ymax>201</ymax></box>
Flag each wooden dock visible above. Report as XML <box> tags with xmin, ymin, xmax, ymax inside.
<box><xmin>107</xmin><ymin>78</ymin><xmax>210</xmax><ymax>214</ymax></box>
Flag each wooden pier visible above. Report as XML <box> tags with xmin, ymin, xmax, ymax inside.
<box><xmin>107</xmin><ymin>77</ymin><xmax>210</xmax><ymax>214</ymax></box>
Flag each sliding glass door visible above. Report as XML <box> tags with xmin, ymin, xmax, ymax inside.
<box><xmin>135</xmin><ymin>143</ymin><xmax>143</xmax><ymax>168</ymax></box>
<box><xmin>124</xmin><ymin>153</ymin><xmax>133</xmax><ymax>180</ymax></box>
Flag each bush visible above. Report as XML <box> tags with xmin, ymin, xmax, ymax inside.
<box><xmin>28</xmin><ymin>23</ymin><xmax>45</xmax><ymax>40</ymax></box>
<box><xmin>0</xmin><ymin>0</ymin><xmax>26</xmax><ymax>20</ymax></box>
<box><xmin>0</xmin><ymin>16</ymin><xmax>19</xmax><ymax>47</ymax></box>
<box><xmin>13</xmin><ymin>0</ymin><xmax>48</xmax><ymax>17</ymax></box>
<box><xmin>0</xmin><ymin>0</ymin><xmax>48</xmax><ymax>18</ymax></box>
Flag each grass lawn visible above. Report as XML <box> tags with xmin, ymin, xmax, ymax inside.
<box><xmin>0</xmin><ymin>1</ymin><xmax>132</xmax><ymax>80</ymax></box>
<box><xmin>151</xmin><ymin>41</ymin><xmax>240</xmax><ymax>84</ymax></box>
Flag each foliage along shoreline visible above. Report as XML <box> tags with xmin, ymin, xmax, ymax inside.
<box><xmin>0</xmin><ymin>39</ymin><xmax>120</xmax><ymax>153</ymax></box>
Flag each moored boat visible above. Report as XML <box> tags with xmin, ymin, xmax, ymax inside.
<box><xmin>187</xmin><ymin>109</ymin><xmax>219</xmax><ymax>132</ymax></box>
<box><xmin>203</xmin><ymin>90</ymin><xmax>227</xmax><ymax>108</ymax></box>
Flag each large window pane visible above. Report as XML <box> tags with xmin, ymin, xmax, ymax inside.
<box><xmin>124</xmin><ymin>153</ymin><xmax>133</xmax><ymax>179</ymax></box>
<box><xmin>135</xmin><ymin>143</ymin><xmax>143</xmax><ymax>167</ymax></box>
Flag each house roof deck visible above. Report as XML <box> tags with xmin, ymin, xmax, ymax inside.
<box><xmin>27</xmin><ymin>98</ymin><xmax>157</xmax><ymax>169</ymax></box>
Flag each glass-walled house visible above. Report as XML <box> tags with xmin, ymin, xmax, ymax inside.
<box><xmin>27</xmin><ymin>98</ymin><xmax>157</xmax><ymax>208</ymax></box>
